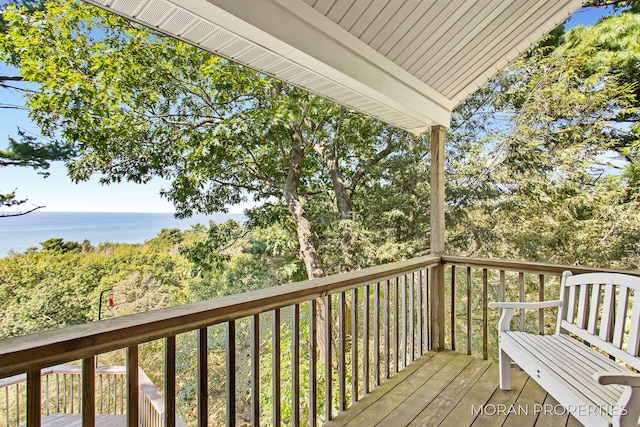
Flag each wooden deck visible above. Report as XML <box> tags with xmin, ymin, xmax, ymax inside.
<box><xmin>24</xmin><ymin>414</ymin><xmax>126</xmax><ymax>427</ymax></box>
<box><xmin>327</xmin><ymin>350</ymin><xmax>582</xmax><ymax>427</ymax></box>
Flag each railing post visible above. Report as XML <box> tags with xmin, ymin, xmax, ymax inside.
<box><xmin>430</xmin><ymin>124</ymin><xmax>446</xmax><ymax>351</ymax></box>
<box><xmin>165</xmin><ymin>336</ymin><xmax>176</xmax><ymax>427</ymax></box>
<box><xmin>26</xmin><ymin>370</ymin><xmax>40</xmax><ymax>427</ymax></box>
<box><xmin>126</xmin><ymin>346</ymin><xmax>138</xmax><ymax>427</ymax></box>
<box><xmin>82</xmin><ymin>357</ymin><xmax>95</xmax><ymax>427</ymax></box>
<box><xmin>198</xmin><ymin>328</ymin><xmax>208</xmax><ymax>427</ymax></box>
<box><xmin>226</xmin><ymin>321</ymin><xmax>236</xmax><ymax>427</ymax></box>
<box><xmin>251</xmin><ymin>315</ymin><xmax>260</xmax><ymax>427</ymax></box>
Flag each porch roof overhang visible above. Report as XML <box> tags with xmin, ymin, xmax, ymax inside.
<box><xmin>83</xmin><ymin>0</ymin><xmax>583</xmax><ymax>134</ymax></box>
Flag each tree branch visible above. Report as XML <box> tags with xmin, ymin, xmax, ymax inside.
<box><xmin>0</xmin><ymin>205</ymin><xmax>45</xmax><ymax>217</ymax></box>
<box><xmin>349</xmin><ymin>135</ymin><xmax>400</xmax><ymax>194</ymax></box>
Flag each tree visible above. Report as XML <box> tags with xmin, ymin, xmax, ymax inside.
<box><xmin>0</xmin><ymin>0</ymin><xmax>64</xmax><ymax>215</ymax></box>
<box><xmin>442</xmin><ymin>5</ymin><xmax>640</xmax><ymax>268</ymax></box>
<box><xmin>0</xmin><ymin>0</ymin><xmax>408</xmax><ymax>278</ymax></box>
<box><xmin>0</xmin><ymin>130</ymin><xmax>73</xmax><ymax>215</ymax></box>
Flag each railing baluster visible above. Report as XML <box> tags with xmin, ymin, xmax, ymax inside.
<box><xmin>70</xmin><ymin>371</ymin><xmax>74</xmax><ymax>413</ymax></box>
<box><xmin>424</xmin><ymin>269</ymin><xmax>430</xmax><ymax>351</ymax></box>
<box><xmin>417</xmin><ymin>272</ymin><xmax>423</xmax><ymax>356</ymax></box>
<box><xmin>409</xmin><ymin>273</ymin><xmax>415</xmax><ymax>362</ymax></box>
<box><xmin>394</xmin><ymin>277</ymin><xmax>399</xmax><ymax>374</ymax></box>
<box><xmin>499</xmin><ymin>270</ymin><xmax>505</xmax><ymax>302</ymax></box>
<box><xmin>227</xmin><ymin>320</ymin><xmax>236</xmax><ymax>427</ymax></box>
<box><xmin>519</xmin><ymin>272</ymin><xmax>525</xmax><ymax>331</ymax></box>
<box><xmin>251</xmin><ymin>314</ymin><xmax>260</xmax><ymax>427</ymax></box>
<box><xmin>401</xmin><ymin>275</ymin><xmax>407</xmax><ymax>369</ymax></box>
<box><xmin>451</xmin><ymin>265</ymin><xmax>456</xmax><ymax>351</ymax></box>
<box><xmin>273</xmin><ymin>309</ymin><xmax>281</xmax><ymax>427</ymax></box>
<box><xmin>5</xmin><ymin>385</ymin><xmax>9</xmax><ymax>426</ymax></box>
<box><xmin>482</xmin><ymin>269</ymin><xmax>488</xmax><ymax>360</ymax></box>
<box><xmin>82</xmin><ymin>357</ymin><xmax>95</xmax><ymax>427</ymax></box>
<box><xmin>539</xmin><ymin>275</ymin><xmax>545</xmax><ymax>335</ymax></box>
<box><xmin>77</xmin><ymin>374</ymin><xmax>81</xmax><ymax>413</ymax></box>
<box><xmin>198</xmin><ymin>328</ymin><xmax>208</xmax><ymax>427</ymax></box>
<box><xmin>338</xmin><ymin>292</ymin><xmax>346</xmax><ymax>411</ymax></box>
<box><xmin>98</xmin><ymin>374</ymin><xmax>103</xmax><ymax>415</ymax></box>
<box><xmin>467</xmin><ymin>266</ymin><xmax>472</xmax><ymax>355</ymax></box>
<box><xmin>373</xmin><ymin>282</ymin><xmax>380</xmax><ymax>387</ymax></box>
<box><xmin>126</xmin><ymin>346</ymin><xmax>138</xmax><ymax>427</ymax></box>
<box><xmin>363</xmin><ymin>284</ymin><xmax>370</xmax><ymax>395</ymax></box>
<box><xmin>309</xmin><ymin>300</ymin><xmax>317</xmax><ymax>427</ymax></box>
<box><xmin>45</xmin><ymin>374</ymin><xmax>49</xmax><ymax>416</ymax></box>
<box><xmin>121</xmin><ymin>374</ymin><xmax>125</xmax><ymax>415</ymax></box>
<box><xmin>351</xmin><ymin>288</ymin><xmax>358</xmax><ymax>405</ymax></box>
<box><xmin>165</xmin><ymin>335</ymin><xmax>176</xmax><ymax>427</ymax></box>
<box><xmin>292</xmin><ymin>304</ymin><xmax>300</xmax><ymax>427</ymax></box>
<box><xmin>16</xmin><ymin>383</ymin><xmax>20</xmax><ymax>424</ymax></box>
<box><xmin>26</xmin><ymin>370</ymin><xmax>40</xmax><ymax>427</ymax></box>
<box><xmin>324</xmin><ymin>295</ymin><xmax>332</xmax><ymax>422</ymax></box>
<box><xmin>63</xmin><ymin>374</ymin><xmax>67</xmax><ymax>413</ymax></box>
<box><xmin>384</xmin><ymin>279</ymin><xmax>390</xmax><ymax>380</ymax></box>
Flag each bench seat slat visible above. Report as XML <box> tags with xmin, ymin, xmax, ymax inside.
<box><xmin>505</xmin><ymin>332</ymin><xmax>624</xmax><ymax>409</ymax></box>
<box><xmin>522</xmin><ymin>333</ymin><xmax>625</xmax><ymax>404</ymax></box>
<box><xmin>499</xmin><ymin>340</ymin><xmax>612</xmax><ymax>427</ymax></box>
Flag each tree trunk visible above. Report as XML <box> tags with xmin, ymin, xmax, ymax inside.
<box><xmin>284</xmin><ymin>123</ymin><xmax>325</xmax><ymax>280</ymax></box>
<box><xmin>285</xmin><ymin>123</ymin><xmax>337</xmax><ymax>363</ymax></box>
<box><xmin>323</xmin><ymin>147</ymin><xmax>353</xmax><ymax>220</ymax></box>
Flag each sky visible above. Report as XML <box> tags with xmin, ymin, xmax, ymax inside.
<box><xmin>0</xmin><ymin>4</ymin><xmax>617</xmax><ymax>214</ymax></box>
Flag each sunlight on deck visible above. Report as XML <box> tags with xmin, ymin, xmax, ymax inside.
<box><xmin>326</xmin><ymin>350</ymin><xmax>581</xmax><ymax>427</ymax></box>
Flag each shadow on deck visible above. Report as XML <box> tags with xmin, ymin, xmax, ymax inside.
<box><xmin>326</xmin><ymin>350</ymin><xmax>581</xmax><ymax>427</ymax></box>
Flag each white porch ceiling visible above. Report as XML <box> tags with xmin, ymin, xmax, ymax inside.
<box><xmin>83</xmin><ymin>0</ymin><xmax>583</xmax><ymax>134</ymax></box>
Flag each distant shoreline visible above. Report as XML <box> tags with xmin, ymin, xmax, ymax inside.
<box><xmin>0</xmin><ymin>211</ymin><xmax>246</xmax><ymax>256</ymax></box>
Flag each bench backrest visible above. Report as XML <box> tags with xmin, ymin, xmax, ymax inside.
<box><xmin>557</xmin><ymin>271</ymin><xmax>640</xmax><ymax>370</ymax></box>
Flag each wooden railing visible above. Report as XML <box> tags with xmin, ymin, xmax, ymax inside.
<box><xmin>440</xmin><ymin>256</ymin><xmax>640</xmax><ymax>361</ymax></box>
<box><xmin>0</xmin><ymin>365</ymin><xmax>183</xmax><ymax>427</ymax></box>
<box><xmin>2</xmin><ymin>255</ymin><xmax>637</xmax><ymax>426</ymax></box>
<box><xmin>0</xmin><ymin>256</ymin><xmax>439</xmax><ymax>426</ymax></box>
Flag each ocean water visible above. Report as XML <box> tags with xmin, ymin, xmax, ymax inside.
<box><xmin>0</xmin><ymin>211</ymin><xmax>246</xmax><ymax>256</ymax></box>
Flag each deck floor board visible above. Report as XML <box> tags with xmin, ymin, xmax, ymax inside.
<box><xmin>23</xmin><ymin>413</ymin><xmax>126</xmax><ymax>427</ymax></box>
<box><xmin>326</xmin><ymin>350</ymin><xmax>580</xmax><ymax>427</ymax></box>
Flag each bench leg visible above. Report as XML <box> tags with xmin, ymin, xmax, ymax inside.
<box><xmin>615</xmin><ymin>386</ymin><xmax>640</xmax><ymax>427</ymax></box>
<box><xmin>499</xmin><ymin>349</ymin><xmax>511</xmax><ymax>390</ymax></box>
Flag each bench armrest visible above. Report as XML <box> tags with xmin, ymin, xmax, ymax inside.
<box><xmin>595</xmin><ymin>372</ymin><xmax>640</xmax><ymax>427</ymax></box>
<box><xmin>489</xmin><ymin>300</ymin><xmax>561</xmax><ymax>332</ymax></box>
<box><xmin>488</xmin><ymin>301</ymin><xmax>562</xmax><ymax>310</ymax></box>
<box><xmin>594</xmin><ymin>372</ymin><xmax>640</xmax><ymax>387</ymax></box>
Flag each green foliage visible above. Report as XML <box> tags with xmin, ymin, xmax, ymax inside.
<box><xmin>39</xmin><ymin>237</ymin><xmax>86</xmax><ymax>253</ymax></box>
<box><xmin>0</xmin><ymin>232</ymin><xmax>189</xmax><ymax>338</ymax></box>
<box><xmin>0</xmin><ymin>129</ymin><xmax>74</xmax><ymax>210</ymax></box>
<box><xmin>442</xmin><ymin>8</ymin><xmax>640</xmax><ymax>270</ymax></box>
<box><xmin>0</xmin><ymin>0</ymin><xmax>44</xmax><ymax>33</ymax></box>
<box><xmin>0</xmin><ymin>130</ymin><xmax>72</xmax><ymax>171</ymax></box>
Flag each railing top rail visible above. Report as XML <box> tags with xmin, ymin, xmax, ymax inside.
<box><xmin>0</xmin><ymin>255</ymin><xmax>439</xmax><ymax>379</ymax></box>
<box><xmin>0</xmin><ymin>365</ymin><xmax>126</xmax><ymax>387</ymax></box>
<box><xmin>442</xmin><ymin>255</ymin><xmax>640</xmax><ymax>278</ymax></box>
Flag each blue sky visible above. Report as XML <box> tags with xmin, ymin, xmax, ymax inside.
<box><xmin>0</xmin><ymin>5</ymin><xmax>617</xmax><ymax>213</ymax></box>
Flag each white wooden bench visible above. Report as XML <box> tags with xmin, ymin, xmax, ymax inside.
<box><xmin>489</xmin><ymin>271</ymin><xmax>640</xmax><ymax>427</ymax></box>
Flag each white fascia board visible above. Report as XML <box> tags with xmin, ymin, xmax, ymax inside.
<box><xmin>174</xmin><ymin>0</ymin><xmax>452</xmax><ymax>128</ymax></box>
